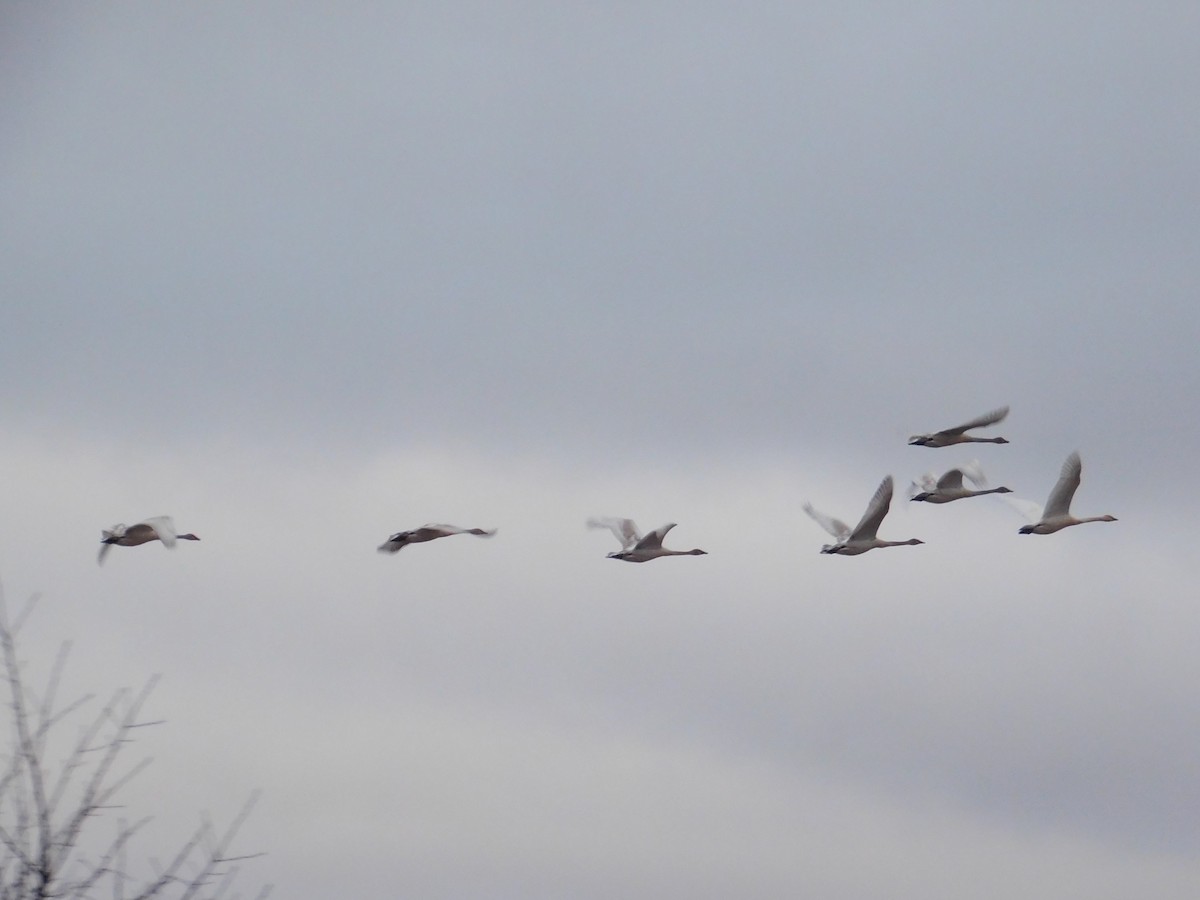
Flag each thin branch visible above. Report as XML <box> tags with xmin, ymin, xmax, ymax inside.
<box><xmin>173</xmin><ymin>792</ymin><xmax>262</xmax><ymax>900</ymax></box>
<box><xmin>126</xmin><ymin>821</ymin><xmax>209</xmax><ymax>900</ymax></box>
<box><xmin>51</xmin><ymin>679</ymin><xmax>159</xmax><ymax>865</ymax></box>
<box><xmin>60</xmin><ymin>815</ymin><xmax>154</xmax><ymax>900</ymax></box>
<box><xmin>1</xmin><ymin>597</ymin><xmax>266</xmax><ymax>900</ymax></box>
<box><xmin>4</xmin><ymin>592</ymin><xmax>40</xmax><ymax>640</ymax></box>
<box><xmin>33</xmin><ymin>642</ymin><xmax>72</xmax><ymax>761</ymax></box>
<box><xmin>0</xmin><ymin>610</ymin><xmax>54</xmax><ymax>896</ymax></box>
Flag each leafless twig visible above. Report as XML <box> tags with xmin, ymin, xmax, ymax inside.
<box><xmin>0</xmin><ymin>587</ymin><xmax>269</xmax><ymax>899</ymax></box>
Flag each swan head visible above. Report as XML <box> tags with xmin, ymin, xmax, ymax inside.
<box><xmin>991</xmin><ymin>437</ymin><xmax>1010</xmax><ymax>444</ymax></box>
<box><xmin>994</xmin><ymin>487</ymin><xmax>1013</xmax><ymax>494</ymax></box>
<box><xmin>819</xmin><ymin>543</ymin><xmax>842</xmax><ymax>554</ymax></box>
<box><xmin>1017</xmin><ymin>524</ymin><xmax>1036</xmax><ymax>534</ymax></box>
<box><xmin>687</xmin><ymin>549</ymin><xmax>707</xmax><ymax>556</ymax></box>
<box><xmin>907</xmin><ymin>435</ymin><xmax>931</xmax><ymax>446</ymax></box>
<box><xmin>910</xmin><ymin>492</ymin><xmax>933</xmax><ymax>502</ymax></box>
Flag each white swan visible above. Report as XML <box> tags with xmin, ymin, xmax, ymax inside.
<box><xmin>1018</xmin><ymin>452</ymin><xmax>1117</xmax><ymax>535</ymax></box>
<box><xmin>377</xmin><ymin>524</ymin><xmax>496</xmax><ymax>554</ymax></box>
<box><xmin>910</xmin><ymin>464</ymin><xmax>1013</xmax><ymax>504</ymax></box>
<box><xmin>805</xmin><ymin>476</ymin><xmax>924</xmax><ymax>555</ymax></box>
<box><xmin>909</xmin><ymin>406</ymin><xmax>1010</xmax><ymax>447</ymax></box>
<box><xmin>587</xmin><ymin>517</ymin><xmax>707</xmax><ymax>563</ymax></box>
<box><xmin>98</xmin><ymin>516</ymin><xmax>200</xmax><ymax>565</ymax></box>
<box><xmin>907</xmin><ymin>458</ymin><xmax>988</xmax><ymax>498</ymax></box>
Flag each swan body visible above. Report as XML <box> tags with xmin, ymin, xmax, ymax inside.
<box><xmin>909</xmin><ymin>406</ymin><xmax>1010</xmax><ymax>447</ymax></box>
<box><xmin>98</xmin><ymin>516</ymin><xmax>199</xmax><ymax>565</ymax></box>
<box><xmin>806</xmin><ymin>476</ymin><xmax>924</xmax><ymax>555</ymax></box>
<box><xmin>377</xmin><ymin>524</ymin><xmax>496</xmax><ymax>554</ymax></box>
<box><xmin>911</xmin><ymin>465</ymin><xmax>1012</xmax><ymax>504</ymax></box>
<box><xmin>587</xmin><ymin>517</ymin><xmax>707</xmax><ymax>563</ymax></box>
<box><xmin>1018</xmin><ymin>452</ymin><xmax>1117</xmax><ymax>535</ymax></box>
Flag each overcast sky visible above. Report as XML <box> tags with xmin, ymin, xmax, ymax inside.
<box><xmin>2</xmin><ymin>3</ymin><xmax>1198</xmax><ymax>898</ymax></box>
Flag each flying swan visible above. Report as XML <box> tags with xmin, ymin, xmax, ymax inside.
<box><xmin>378</xmin><ymin>524</ymin><xmax>496</xmax><ymax>554</ymax></box>
<box><xmin>908</xmin><ymin>405</ymin><xmax>1010</xmax><ymax>447</ymax></box>
<box><xmin>1017</xmin><ymin>451</ymin><xmax>1117</xmax><ymax>535</ymax></box>
<box><xmin>98</xmin><ymin>516</ymin><xmax>200</xmax><ymax>565</ymax></box>
<box><xmin>587</xmin><ymin>517</ymin><xmax>707</xmax><ymax>563</ymax></box>
<box><xmin>910</xmin><ymin>463</ymin><xmax>1013</xmax><ymax>504</ymax></box>
<box><xmin>805</xmin><ymin>476</ymin><xmax>924</xmax><ymax>555</ymax></box>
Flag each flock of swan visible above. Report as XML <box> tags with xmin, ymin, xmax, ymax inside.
<box><xmin>802</xmin><ymin>406</ymin><xmax>1117</xmax><ymax>555</ymax></box>
<box><xmin>96</xmin><ymin>406</ymin><xmax>1117</xmax><ymax>565</ymax></box>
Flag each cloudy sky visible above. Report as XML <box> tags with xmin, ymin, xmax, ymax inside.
<box><xmin>2</xmin><ymin>3</ymin><xmax>1198</xmax><ymax>897</ymax></box>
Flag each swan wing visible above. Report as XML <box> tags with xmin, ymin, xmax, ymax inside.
<box><xmin>587</xmin><ymin>517</ymin><xmax>641</xmax><ymax>550</ymax></box>
<box><xmin>403</xmin><ymin>524</ymin><xmax>468</xmax><ymax>542</ymax></box>
<box><xmin>635</xmin><ymin>523</ymin><xmax>676</xmax><ymax>551</ymax></box>
<box><xmin>906</xmin><ymin>472</ymin><xmax>939</xmax><ymax>498</ymax></box>
<box><xmin>140</xmin><ymin>516</ymin><xmax>178</xmax><ymax>548</ymax></box>
<box><xmin>1000</xmin><ymin>495</ymin><xmax>1044</xmax><ymax>523</ymax></box>
<box><xmin>958</xmin><ymin>459</ymin><xmax>988</xmax><ymax>487</ymax></box>
<box><xmin>377</xmin><ymin>531</ymin><xmax>411</xmax><ymax>553</ymax></box>
<box><xmin>417</xmin><ymin>524</ymin><xmax>496</xmax><ymax>540</ymax></box>
<box><xmin>940</xmin><ymin>405</ymin><xmax>1010</xmax><ymax>437</ymax></box>
<box><xmin>849</xmin><ymin>476</ymin><xmax>893</xmax><ymax>541</ymax></box>
<box><xmin>802</xmin><ymin>503</ymin><xmax>851</xmax><ymax>540</ymax></box>
<box><xmin>1043</xmin><ymin>452</ymin><xmax>1082</xmax><ymax>520</ymax></box>
<box><xmin>935</xmin><ymin>468</ymin><xmax>966</xmax><ymax>490</ymax></box>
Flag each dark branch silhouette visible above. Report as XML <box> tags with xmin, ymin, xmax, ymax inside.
<box><xmin>0</xmin><ymin>589</ymin><xmax>271</xmax><ymax>900</ymax></box>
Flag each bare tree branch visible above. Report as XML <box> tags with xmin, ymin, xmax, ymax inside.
<box><xmin>0</xmin><ymin>589</ymin><xmax>269</xmax><ymax>900</ymax></box>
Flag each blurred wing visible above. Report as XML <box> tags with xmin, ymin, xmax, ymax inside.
<box><xmin>587</xmin><ymin>517</ymin><xmax>641</xmax><ymax>550</ymax></box>
<box><xmin>97</xmin><ymin>542</ymin><xmax>113</xmax><ymax>565</ymax></box>
<box><xmin>935</xmin><ymin>468</ymin><xmax>966</xmax><ymax>490</ymax></box>
<box><xmin>1000</xmin><ymin>495</ymin><xmax>1043</xmax><ymax>523</ymax></box>
<box><xmin>396</xmin><ymin>525</ymin><xmax>495</xmax><ymax>543</ymax></box>
<box><xmin>378</xmin><ymin>532</ymin><xmax>408</xmax><ymax>553</ymax></box>
<box><xmin>802</xmin><ymin>503</ymin><xmax>851</xmax><ymax>540</ymax></box>
<box><xmin>141</xmin><ymin>516</ymin><xmax>178</xmax><ymax>548</ymax></box>
<box><xmin>958</xmin><ymin>459</ymin><xmax>988</xmax><ymax>487</ymax></box>
<box><xmin>635</xmin><ymin>523</ymin><xmax>676</xmax><ymax>550</ymax></box>
<box><xmin>849</xmin><ymin>476</ymin><xmax>893</xmax><ymax>541</ymax></box>
<box><xmin>906</xmin><ymin>472</ymin><xmax>938</xmax><ymax>498</ymax></box>
<box><xmin>942</xmin><ymin>405</ymin><xmax>1009</xmax><ymax>436</ymax></box>
<box><xmin>1043</xmin><ymin>451</ymin><xmax>1082</xmax><ymax>520</ymax></box>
